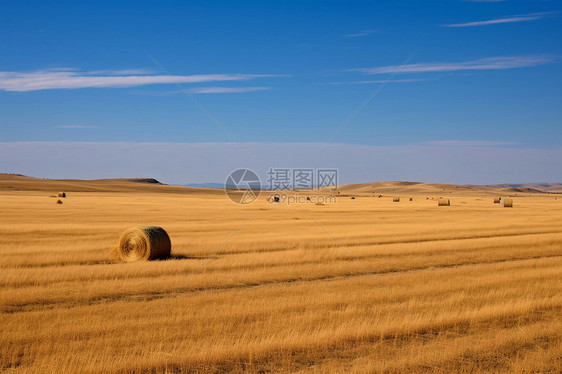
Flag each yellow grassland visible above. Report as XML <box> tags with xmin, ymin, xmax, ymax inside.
<box><xmin>1</xmin><ymin>178</ymin><xmax>561</xmax><ymax>373</ymax></box>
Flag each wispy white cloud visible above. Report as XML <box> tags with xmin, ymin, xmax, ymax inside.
<box><xmin>351</xmin><ymin>55</ymin><xmax>553</xmax><ymax>75</ymax></box>
<box><xmin>423</xmin><ymin>140</ymin><xmax>517</xmax><ymax>147</ymax></box>
<box><xmin>325</xmin><ymin>78</ymin><xmax>425</xmax><ymax>86</ymax></box>
<box><xmin>351</xmin><ymin>78</ymin><xmax>426</xmax><ymax>84</ymax></box>
<box><xmin>444</xmin><ymin>12</ymin><xmax>552</xmax><ymax>27</ymax></box>
<box><xmin>0</xmin><ymin>69</ymin><xmax>280</xmax><ymax>92</ymax></box>
<box><xmin>345</xmin><ymin>29</ymin><xmax>376</xmax><ymax>38</ymax></box>
<box><xmin>133</xmin><ymin>87</ymin><xmax>271</xmax><ymax>95</ymax></box>
<box><xmin>56</xmin><ymin>125</ymin><xmax>97</xmax><ymax>129</ymax></box>
<box><xmin>84</xmin><ymin>69</ymin><xmax>157</xmax><ymax>75</ymax></box>
<box><xmin>130</xmin><ymin>89</ymin><xmax>183</xmax><ymax>96</ymax></box>
<box><xmin>189</xmin><ymin>86</ymin><xmax>270</xmax><ymax>94</ymax></box>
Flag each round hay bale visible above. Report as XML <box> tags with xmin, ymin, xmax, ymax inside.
<box><xmin>393</xmin><ymin>197</ymin><xmax>400</xmax><ymax>202</ymax></box>
<box><xmin>58</xmin><ymin>192</ymin><xmax>66</xmax><ymax>198</ymax></box>
<box><xmin>116</xmin><ymin>226</ymin><xmax>171</xmax><ymax>262</ymax></box>
<box><xmin>438</xmin><ymin>198</ymin><xmax>450</xmax><ymax>206</ymax></box>
<box><xmin>493</xmin><ymin>197</ymin><xmax>501</xmax><ymax>204</ymax></box>
<box><xmin>503</xmin><ymin>198</ymin><xmax>513</xmax><ymax>208</ymax></box>
<box><xmin>351</xmin><ymin>197</ymin><xmax>355</xmax><ymax>200</ymax></box>
<box><xmin>409</xmin><ymin>197</ymin><xmax>413</xmax><ymax>201</ymax></box>
<box><xmin>56</xmin><ymin>199</ymin><xmax>63</xmax><ymax>204</ymax></box>
<box><xmin>108</xmin><ymin>246</ymin><xmax>120</xmax><ymax>261</ymax></box>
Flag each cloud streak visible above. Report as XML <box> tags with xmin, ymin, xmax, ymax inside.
<box><xmin>345</xmin><ymin>30</ymin><xmax>376</xmax><ymax>37</ymax></box>
<box><xmin>133</xmin><ymin>87</ymin><xmax>271</xmax><ymax>95</ymax></box>
<box><xmin>56</xmin><ymin>125</ymin><xmax>97</xmax><ymax>129</ymax></box>
<box><xmin>351</xmin><ymin>55</ymin><xmax>553</xmax><ymax>75</ymax></box>
<box><xmin>84</xmin><ymin>69</ymin><xmax>157</xmax><ymax>75</ymax></box>
<box><xmin>423</xmin><ymin>140</ymin><xmax>517</xmax><ymax>147</ymax></box>
<box><xmin>0</xmin><ymin>69</ymin><xmax>280</xmax><ymax>92</ymax></box>
<box><xmin>189</xmin><ymin>86</ymin><xmax>270</xmax><ymax>94</ymax></box>
<box><xmin>351</xmin><ymin>78</ymin><xmax>426</xmax><ymax>84</ymax></box>
<box><xmin>444</xmin><ymin>12</ymin><xmax>552</xmax><ymax>27</ymax></box>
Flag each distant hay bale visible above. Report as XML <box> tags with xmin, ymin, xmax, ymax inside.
<box><xmin>56</xmin><ymin>199</ymin><xmax>63</xmax><ymax>204</ymax></box>
<box><xmin>58</xmin><ymin>192</ymin><xmax>66</xmax><ymax>198</ymax></box>
<box><xmin>351</xmin><ymin>197</ymin><xmax>355</xmax><ymax>200</ymax></box>
<box><xmin>115</xmin><ymin>226</ymin><xmax>171</xmax><ymax>262</ymax></box>
<box><xmin>438</xmin><ymin>198</ymin><xmax>450</xmax><ymax>206</ymax></box>
<box><xmin>503</xmin><ymin>198</ymin><xmax>513</xmax><ymax>208</ymax></box>
<box><xmin>409</xmin><ymin>198</ymin><xmax>413</xmax><ymax>201</ymax></box>
<box><xmin>493</xmin><ymin>197</ymin><xmax>501</xmax><ymax>204</ymax></box>
<box><xmin>393</xmin><ymin>197</ymin><xmax>400</xmax><ymax>202</ymax></box>
<box><xmin>306</xmin><ymin>196</ymin><xmax>311</xmax><ymax>201</ymax></box>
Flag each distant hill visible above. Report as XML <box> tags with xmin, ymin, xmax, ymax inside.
<box><xmin>1</xmin><ymin>174</ymin><xmax>560</xmax><ymax>195</ymax></box>
<box><xmin>332</xmin><ymin>180</ymin><xmax>560</xmax><ymax>196</ymax></box>
<box><xmin>486</xmin><ymin>183</ymin><xmax>562</xmax><ymax>193</ymax></box>
<box><xmin>0</xmin><ymin>174</ymin><xmax>221</xmax><ymax>194</ymax></box>
<box><xmin>129</xmin><ymin>178</ymin><xmax>163</xmax><ymax>184</ymax></box>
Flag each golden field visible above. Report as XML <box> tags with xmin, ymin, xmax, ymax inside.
<box><xmin>1</xmin><ymin>175</ymin><xmax>561</xmax><ymax>373</ymax></box>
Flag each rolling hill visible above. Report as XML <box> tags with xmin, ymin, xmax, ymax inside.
<box><xmin>0</xmin><ymin>174</ymin><xmax>221</xmax><ymax>194</ymax></box>
<box><xmin>1</xmin><ymin>174</ymin><xmax>560</xmax><ymax>196</ymax></box>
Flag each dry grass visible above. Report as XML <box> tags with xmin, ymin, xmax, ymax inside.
<box><xmin>0</xmin><ymin>187</ymin><xmax>561</xmax><ymax>373</ymax></box>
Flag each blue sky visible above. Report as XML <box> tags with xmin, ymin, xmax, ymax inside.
<box><xmin>1</xmin><ymin>0</ymin><xmax>561</xmax><ymax>184</ymax></box>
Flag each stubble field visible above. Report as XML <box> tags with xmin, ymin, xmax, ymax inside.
<box><xmin>1</xmin><ymin>180</ymin><xmax>561</xmax><ymax>373</ymax></box>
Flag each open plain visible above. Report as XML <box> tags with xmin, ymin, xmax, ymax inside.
<box><xmin>1</xmin><ymin>175</ymin><xmax>561</xmax><ymax>373</ymax></box>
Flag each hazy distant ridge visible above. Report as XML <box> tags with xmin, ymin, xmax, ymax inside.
<box><xmin>2</xmin><ymin>174</ymin><xmax>561</xmax><ymax>194</ymax></box>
